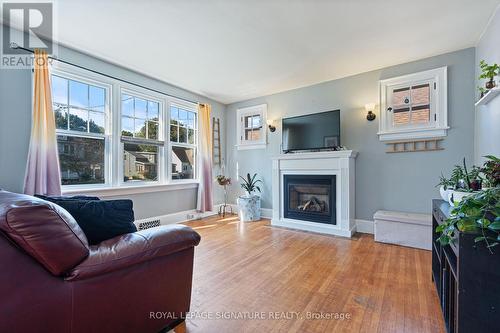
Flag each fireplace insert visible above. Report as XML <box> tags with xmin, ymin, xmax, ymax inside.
<box><xmin>283</xmin><ymin>175</ymin><xmax>336</xmax><ymax>225</ymax></box>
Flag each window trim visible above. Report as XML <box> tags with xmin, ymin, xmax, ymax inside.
<box><xmin>236</xmin><ymin>104</ymin><xmax>267</xmax><ymax>150</ymax></box>
<box><xmin>45</xmin><ymin>62</ymin><xmax>200</xmax><ymax>195</ymax></box>
<box><xmin>378</xmin><ymin>67</ymin><xmax>448</xmax><ymax>141</ymax></box>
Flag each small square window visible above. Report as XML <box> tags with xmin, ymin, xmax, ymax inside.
<box><xmin>236</xmin><ymin>104</ymin><xmax>267</xmax><ymax>150</ymax></box>
<box><xmin>379</xmin><ymin>67</ymin><xmax>447</xmax><ymax>141</ymax></box>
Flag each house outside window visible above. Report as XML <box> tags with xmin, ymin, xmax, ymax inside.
<box><xmin>169</xmin><ymin>103</ymin><xmax>197</xmax><ymax>180</ymax></box>
<box><xmin>51</xmin><ymin>72</ymin><xmax>110</xmax><ymax>186</ymax></box>
<box><xmin>120</xmin><ymin>90</ymin><xmax>163</xmax><ymax>184</ymax></box>
<box><xmin>378</xmin><ymin>67</ymin><xmax>448</xmax><ymax>141</ymax></box>
<box><xmin>236</xmin><ymin>104</ymin><xmax>267</xmax><ymax>150</ymax></box>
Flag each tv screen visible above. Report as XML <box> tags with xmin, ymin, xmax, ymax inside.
<box><xmin>282</xmin><ymin>110</ymin><xmax>340</xmax><ymax>152</ymax></box>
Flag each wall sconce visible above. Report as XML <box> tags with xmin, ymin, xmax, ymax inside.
<box><xmin>267</xmin><ymin>119</ymin><xmax>276</xmax><ymax>132</ymax></box>
<box><xmin>365</xmin><ymin>103</ymin><xmax>376</xmax><ymax>121</ymax></box>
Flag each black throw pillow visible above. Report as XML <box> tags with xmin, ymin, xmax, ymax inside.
<box><xmin>36</xmin><ymin>194</ymin><xmax>101</xmax><ymax>201</ymax></box>
<box><xmin>36</xmin><ymin>195</ymin><xmax>137</xmax><ymax>245</ymax></box>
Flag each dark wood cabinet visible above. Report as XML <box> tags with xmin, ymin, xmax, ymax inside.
<box><xmin>432</xmin><ymin>199</ymin><xmax>500</xmax><ymax>333</ymax></box>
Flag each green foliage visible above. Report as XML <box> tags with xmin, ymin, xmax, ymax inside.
<box><xmin>436</xmin><ymin>187</ymin><xmax>500</xmax><ymax>253</ymax></box>
<box><xmin>482</xmin><ymin>155</ymin><xmax>500</xmax><ymax>187</ymax></box>
<box><xmin>478</xmin><ymin>60</ymin><xmax>500</xmax><ymax>81</ymax></box>
<box><xmin>436</xmin><ymin>172</ymin><xmax>454</xmax><ymax>190</ymax></box>
<box><xmin>239</xmin><ymin>173</ymin><xmax>262</xmax><ymax>195</ymax></box>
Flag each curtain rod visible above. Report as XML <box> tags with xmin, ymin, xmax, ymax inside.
<box><xmin>10</xmin><ymin>43</ymin><xmax>201</xmax><ymax>106</ymax></box>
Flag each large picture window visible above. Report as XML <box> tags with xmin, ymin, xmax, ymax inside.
<box><xmin>51</xmin><ymin>73</ymin><xmax>109</xmax><ymax>186</ymax></box>
<box><xmin>50</xmin><ymin>64</ymin><xmax>199</xmax><ymax>192</ymax></box>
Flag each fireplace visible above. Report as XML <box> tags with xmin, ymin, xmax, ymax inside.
<box><xmin>283</xmin><ymin>175</ymin><xmax>336</xmax><ymax>225</ymax></box>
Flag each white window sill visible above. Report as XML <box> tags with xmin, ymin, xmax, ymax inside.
<box><xmin>377</xmin><ymin>126</ymin><xmax>449</xmax><ymax>141</ymax></box>
<box><xmin>62</xmin><ymin>182</ymin><xmax>199</xmax><ymax>198</ymax></box>
<box><xmin>236</xmin><ymin>143</ymin><xmax>267</xmax><ymax>150</ymax></box>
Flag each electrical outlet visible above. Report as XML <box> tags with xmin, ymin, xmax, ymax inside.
<box><xmin>187</xmin><ymin>213</ymin><xmax>196</xmax><ymax>220</ymax></box>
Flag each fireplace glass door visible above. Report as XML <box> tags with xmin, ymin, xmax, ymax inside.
<box><xmin>283</xmin><ymin>175</ymin><xmax>336</xmax><ymax>225</ymax></box>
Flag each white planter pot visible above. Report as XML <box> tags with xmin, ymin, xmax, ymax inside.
<box><xmin>447</xmin><ymin>190</ymin><xmax>474</xmax><ymax>206</ymax></box>
<box><xmin>237</xmin><ymin>195</ymin><xmax>261</xmax><ymax>222</ymax></box>
<box><xmin>439</xmin><ymin>186</ymin><xmax>450</xmax><ymax>202</ymax></box>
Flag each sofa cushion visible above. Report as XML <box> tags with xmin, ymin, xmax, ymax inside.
<box><xmin>41</xmin><ymin>198</ymin><xmax>137</xmax><ymax>245</ymax></box>
<box><xmin>0</xmin><ymin>191</ymin><xmax>90</xmax><ymax>276</ymax></box>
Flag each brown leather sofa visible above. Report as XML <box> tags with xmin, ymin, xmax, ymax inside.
<box><xmin>0</xmin><ymin>190</ymin><xmax>201</xmax><ymax>333</ymax></box>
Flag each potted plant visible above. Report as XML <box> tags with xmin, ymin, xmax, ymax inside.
<box><xmin>447</xmin><ymin>158</ymin><xmax>480</xmax><ymax>205</ymax></box>
<box><xmin>216</xmin><ymin>175</ymin><xmax>232</xmax><ymax>217</ymax></box>
<box><xmin>436</xmin><ymin>187</ymin><xmax>500</xmax><ymax>253</ymax></box>
<box><xmin>477</xmin><ymin>86</ymin><xmax>487</xmax><ymax>98</ymax></box>
<box><xmin>468</xmin><ymin>165</ymin><xmax>483</xmax><ymax>191</ymax></box>
<box><xmin>237</xmin><ymin>173</ymin><xmax>263</xmax><ymax>222</ymax></box>
<box><xmin>436</xmin><ymin>173</ymin><xmax>453</xmax><ymax>201</ymax></box>
<box><xmin>481</xmin><ymin>155</ymin><xmax>500</xmax><ymax>188</ymax></box>
<box><xmin>479</xmin><ymin>60</ymin><xmax>499</xmax><ymax>90</ymax></box>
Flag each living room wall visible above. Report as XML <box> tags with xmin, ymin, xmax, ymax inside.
<box><xmin>0</xmin><ymin>43</ymin><xmax>226</xmax><ymax>220</ymax></box>
<box><xmin>474</xmin><ymin>6</ymin><xmax>500</xmax><ymax>165</ymax></box>
<box><xmin>225</xmin><ymin>48</ymin><xmax>476</xmax><ymax>221</ymax></box>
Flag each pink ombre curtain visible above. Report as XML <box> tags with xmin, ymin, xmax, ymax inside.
<box><xmin>196</xmin><ymin>103</ymin><xmax>213</xmax><ymax>212</ymax></box>
<box><xmin>23</xmin><ymin>49</ymin><xmax>61</xmax><ymax>196</ymax></box>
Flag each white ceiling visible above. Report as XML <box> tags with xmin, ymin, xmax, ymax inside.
<box><xmin>7</xmin><ymin>0</ymin><xmax>500</xmax><ymax>104</ymax></box>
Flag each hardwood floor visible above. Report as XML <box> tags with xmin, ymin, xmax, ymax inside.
<box><xmin>179</xmin><ymin>215</ymin><xmax>444</xmax><ymax>333</ymax></box>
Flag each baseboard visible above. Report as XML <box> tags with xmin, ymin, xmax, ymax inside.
<box><xmin>134</xmin><ymin>204</ymin><xmax>223</xmax><ymax>228</ymax></box>
<box><xmin>355</xmin><ymin>219</ymin><xmax>374</xmax><ymax>234</ymax></box>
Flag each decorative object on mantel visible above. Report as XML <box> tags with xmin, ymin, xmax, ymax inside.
<box><xmin>386</xmin><ymin>138</ymin><xmax>443</xmax><ymax>153</ymax></box>
<box><xmin>237</xmin><ymin>173</ymin><xmax>263</xmax><ymax>222</ymax></box>
<box><xmin>364</xmin><ymin>103</ymin><xmax>376</xmax><ymax>121</ymax></box>
<box><xmin>216</xmin><ymin>174</ymin><xmax>233</xmax><ymax>217</ymax></box>
<box><xmin>212</xmin><ymin>117</ymin><xmax>222</xmax><ymax>166</ymax></box>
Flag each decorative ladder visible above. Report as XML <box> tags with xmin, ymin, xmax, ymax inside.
<box><xmin>212</xmin><ymin>117</ymin><xmax>221</xmax><ymax>165</ymax></box>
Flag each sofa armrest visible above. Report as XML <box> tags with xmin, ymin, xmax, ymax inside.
<box><xmin>65</xmin><ymin>224</ymin><xmax>200</xmax><ymax>281</ymax></box>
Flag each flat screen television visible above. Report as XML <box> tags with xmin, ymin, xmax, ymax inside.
<box><xmin>282</xmin><ymin>110</ymin><xmax>340</xmax><ymax>153</ymax></box>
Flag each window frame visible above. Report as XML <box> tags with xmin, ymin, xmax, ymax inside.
<box><xmin>378</xmin><ymin>67</ymin><xmax>448</xmax><ymax>141</ymax></box>
<box><xmin>118</xmin><ymin>86</ymin><xmax>167</xmax><ymax>187</ymax></box>
<box><xmin>50</xmin><ymin>64</ymin><xmax>113</xmax><ymax>191</ymax></box>
<box><xmin>45</xmin><ymin>62</ymin><xmax>200</xmax><ymax>196</ymax></box>
<box><xmin>168</xmin><ymin>98</ymin><xmax>199</xmax><ymax>183</ymax></box>
<box><xmin>236</xmin><ymin>104</ymin><xmax>267</xmax><ymax>150</ymax></box>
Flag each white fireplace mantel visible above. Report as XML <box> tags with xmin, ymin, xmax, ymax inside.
<box><xmin>271</xmin><ymin>150</ymin><xmax>357</xmax><ymax>237</ymax></box>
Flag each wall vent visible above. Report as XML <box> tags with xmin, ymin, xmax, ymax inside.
<box><xmin>137</xmin><ymin>219</ymin><xmax>161</xmax><ymax>230</ymax></box>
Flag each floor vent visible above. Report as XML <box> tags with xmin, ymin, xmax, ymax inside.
<box><xmin>137</xmin><ymin>219</ymin><xmax>161</xmax><ymax>230</ymax></box>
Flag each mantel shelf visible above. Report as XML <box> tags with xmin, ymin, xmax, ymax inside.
<box><xmin>475</xmin><ymin>87</ymin><xmax>500</xmax><ymax>107</ymax></box>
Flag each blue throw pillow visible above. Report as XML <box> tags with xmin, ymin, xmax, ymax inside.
<box><xmin>36</xmin><ymin>195</ymin><xmax>137</xmax><ymax>245</ymax></box>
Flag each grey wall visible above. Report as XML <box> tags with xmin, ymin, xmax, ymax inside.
<box><xmin>0</xmin><ymin>44</ymin><xmax>226</xmax><ymax>220</ymax></box>
<box><xmin>475</xmin><ymin>7</ymin><xmax>500</xmax><ymax>165</ymax></box>
<box><xmin>225</xmin><ymin>48</ymin><xmax>476</xmax><ymax>220</ymax></box>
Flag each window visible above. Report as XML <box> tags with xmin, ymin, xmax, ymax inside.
<box><xmin>120</xmin><ymin>90</ymin><xmax>163</xmax><ymax>184</ymax></box>
<box><xmin>49</xmin><ymin>63</ymin><xmax>199</xmax><ymax>193</ymax></box>
<box><xmin>236</xmin><ymin>104</ymin><xmax>267</xmax><ymax>150</ymax></box>
<box><xmin>378</xmin><ymin>67</ymin><xmax>448</xmax><ymax>141</ymax></box>
<box><xmin>51</xmin><ymin>73</ymin><xmax>109</xmax><ymax>186</ymax></box>
<box><xmin>170</xmin><ymin>104</ymin><xmax>197</xmax><ymax>180</ymax></box>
